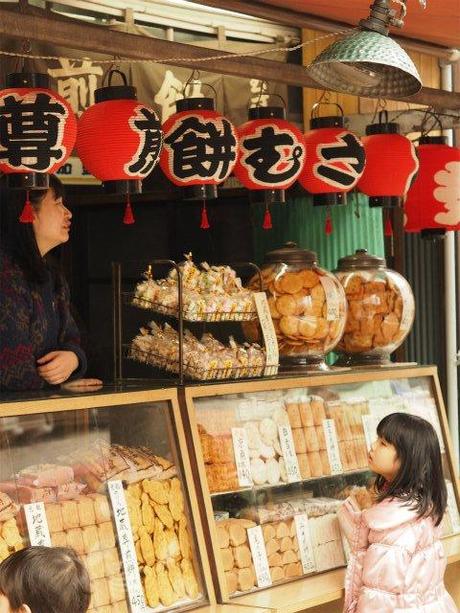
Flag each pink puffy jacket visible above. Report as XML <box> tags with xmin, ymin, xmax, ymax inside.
<box><xmin>337</xmin><ymin>497</ymin><xmax>458</xmax><ymax>613</ymax></box>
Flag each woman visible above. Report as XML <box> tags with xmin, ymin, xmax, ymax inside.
<box><xmin>0</xmin><ymin>174</ymin><xmax>99</xmax><ymax>391</ymax></box>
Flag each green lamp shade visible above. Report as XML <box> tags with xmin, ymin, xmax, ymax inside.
<box><xmin>307</xmin><ymin>30</ymin><xmax>422</xmax><ymax>98</ymax></box>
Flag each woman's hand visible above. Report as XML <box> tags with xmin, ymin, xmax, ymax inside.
<box><xmin>60</xmin><ymin>378</ymin><xmax>103</xmax><ymax>391</ymax></box>
<box><xmin>37</xmin><ymin>350</ymin><xmax>79</xmax><ymax>385</ymax></box>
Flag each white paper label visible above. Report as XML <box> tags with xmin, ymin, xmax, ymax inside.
<box><xmin>231</xmin><ymin>427</ymin><xmax>253</xmax><ymax>487</ymax></box>
<box><xmin>361</xmin><ymin>414</ymin><xmax>378</xmax><ymax>452</ymax></box>
<box><xmin>446</xmin><ymin>481</ymin><xmax>460</xmax><ymax>534</ymax></box>
<box><xmin>24</xmin><ymin>502</ymin><xmax>51</xmax><ymax>547</ymax></box>
<box><xmin>108</xmin><ymin>480</ymin><xmax>147</xmax><ymax>612</ymax></box>
<box><xmin>278</xmin><ymin>425</ymin><xmax>302</xmax><ymax>483</ymax></box>
<box><xmin>253</xmin><ymin>291</ymin><xmax>279</xmax><ymax>376</ymax></box>
<box><xmin>247</xmin><ymin>525</ymin><xmax>272</xmax><ymax>588</ymax></box>
<box><xmin>323</xmin><ymin>419</ymin><xmax>343</xmax><ymax>474</ymax></box>
<box><xmin>294</xmin><ymin>514</ymin><xmax>316</xmax><ymax>574</ymax></box>
<box><xmin>319</xmin><ymin>276</ymin><xmax>340</xmax><ymax>321</ymax></box>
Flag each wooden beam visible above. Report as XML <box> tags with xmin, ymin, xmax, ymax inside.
<box><xmin>186</xmin><ymin>0</ymin><xmax>456</xmax><ymax>59</ymax></box>
<box><xmin>0</xmin><ymin>7</ymin><xmax>459</xmax><ymax>109</ymax></box>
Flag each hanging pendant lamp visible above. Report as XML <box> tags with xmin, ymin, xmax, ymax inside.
<box><xmin>306</xmin><ymin>0</ymin><xmax>422</xmax><ymax>98</ymax></box>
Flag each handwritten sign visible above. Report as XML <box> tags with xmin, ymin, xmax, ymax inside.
<box><xmin>319</xmin><ymin>276</ymin><xmax>340</xmax><ymax>321</ymax></box>
<box><xmin>278</xmin><ymin>425</ymin><xmax>301</xmax><ymax>483</ymax></box>
<box><xmin>108</xmin><ymin>480</ymin><xmax>147</xmax><ymax>612</ymax></box>
<box><xmin>361</xmin><ymin>414</ymin><xmax>378</xmax><ymax>453</ymax></box>
<box><xmin>24</xmin><ymin>502</ymin><xmax>51</xmax><ymax>547</ymax></box>
<box><xmin>253</xmin><ymin>292</ymin><xmax>279</xmax><ymax>376</ymax></box>
<box><xmin>323</xmin><ymin>419</ymin><xmax>343</xmax><ymax>474</ymax></box>
<box><xmin>231</xmin><ymin>428</ymin><xmax>253</xmax><ymax>487</ymax></box>
<box><xmin>294</xmin><ymin>514</ymin><xmax>316</xmax><ymax>574</ymax></box>
<box><xmin>247</xmin><ymin>525</ymin><xmax>272</xmax><ymax>588</ymax></box>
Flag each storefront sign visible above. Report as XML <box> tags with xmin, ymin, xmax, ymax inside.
<box><xmin>231</xmin><ymin>427</ymin><xmax>253</xmax><ymax>487</ymax></box>
<box><xmin>108</xmin><ymin>480</ymin><xmax>147</xmax><ymax>612</ymax></box>
<box><xmin>278</xmin><ymin>425</ymin><xmax>302</xmax><ymax>483</ymax></box>
<box><xmin>24</xmin><ymin>502</ymin><xmax>52</xmax><ymax>547</ymax></box>
<box><xmin>247</xmin><ymin>525</ymin><xmax>272</xmax><ymax>588</ymax></box>
<box><xmin>253</xmin><ymin>291</ymin><xmax>279</xmax><ymax>376</ymax></box>
<box><xmin>294</xmin><ymin>514</ymin><xmax>316</xmax><ymax>573</ymax></box>
<box><xmin>322</xmin><ymin>419</ymin><xmax>343</xmax><ymax>474</ymax></box>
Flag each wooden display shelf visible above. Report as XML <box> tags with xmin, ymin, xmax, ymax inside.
<box><xmin>183</xmin><ymin>365</ymin><xmax>460</xmax><ymax>610</ymax></box>
<box><xmin>195</xmin><ymin>605</ymin><xmax>272</xmax><ymax>612</ymax></box>
<box><xmin>224</xmin><ymin>535</ymin><xmax>460</xmax><ymax>613</ymax></box>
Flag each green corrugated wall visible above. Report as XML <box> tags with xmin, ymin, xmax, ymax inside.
<box><xmin>252</xmin><ymin>193</ymin><xmax>385</xmax><ymax>270</ymax></box>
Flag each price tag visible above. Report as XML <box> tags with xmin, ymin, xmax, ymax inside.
<box><xmin>278</xmin><ymin>425</ymin><xmax>301</xmax><ymax>483</ymax></box>
<box><xmin>393</xmin><ymin>275</ymin><xmax>414</xmax><ymax>332</ymax></box>
<box><xmin>322</xmin><ymin>419</ymin><xmax>343</xmax><ymax>474</ymax></box>
<box><xmin>24</xmin><ymin>502</ymin><xmax>51</xmax><ymax>547</ymax></box>
<box><xmin>253</xmin><ymin>292</ymin><xmax>279</xmax><ymax>376</ymax></box>
<box><xmin>294</xmin><ymin>514</ymin><xmax>316</xmax><ymax>574</ymax></box>
<box><xmin>446</xmin><ymin>481</ymin><xmax>460</xmax><ymax>534</ymax></box>
<box><xmin>247</xmin><ymin>525</ymin><xmax>272</xmax><ymax>588</ymax></box>
<box><xmin>361</xmin><ymin>414</ymin><xmax>378</xmax><ymax>452</ymax></box>
<box><xmin>231</xmin><ymin>428</ymin><xmax>253</xmax><ymax>487</ymax></box>
<box><xmin>319</xmin><ymin>276</ymin><xmax>340</xmax><ymax>321</ymax></box>
<box><xmin>108</xmin><ymin>480</ymin><xmax>147</xmax><ymax>612</ymax></box>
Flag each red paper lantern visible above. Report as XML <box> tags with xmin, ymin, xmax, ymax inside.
<box><xmin>160</xmin><ymin>97</ymin><xmax>238</xmax><ymax>202</ymax></box>
<box><xmin>76</xmin><ymin>70</ymin><xmax>163</xmax><ymax>223</ymax></box>
<box><xmin>0</xmin><ymin>72</ymin><xmax>77</xmax><ymax>190</ymax></box>
<box><xmin>233</xmin><ymin>106</ymin><xmax>305</xmax><ymax>206</ymax></box>
<box><xmin>299</xmin><ymin>106</ymin><xmax>365</xmax><ymax>206</ymax></box>
<box><xmin>357</xmin><ymin>112</ymin><xmax>418</xmax><ymax>208</ymax></box>
<box><xmin>404</xmin><ymin>136</ymin><xmax>460</xmax><ymax>238</ymax></box>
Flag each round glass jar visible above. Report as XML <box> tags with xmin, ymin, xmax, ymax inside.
<box><xmin>246</xmin><ymin>242</ymin><xmax>347</xmax><ymax>370</ymax></box>
<box><xmin>334</xmin><ymin>249</ymin><xmax>415</xmax><ymax>365</ymax></box>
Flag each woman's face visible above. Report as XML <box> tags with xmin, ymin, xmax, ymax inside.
<box><xmin>32</xmin><ymin>187</ymin><xmax>72</xmax><ymax>256</ymax></box>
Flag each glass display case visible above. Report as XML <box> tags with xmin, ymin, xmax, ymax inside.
<box><xmin>0</xmin><ymin>386</ymin><xmax>215</xmax><ymax>613</ymax></box>
<box><xmin>184</xmin><ymin>366</ymin><xmax>460</xmax><ymax>612</ymax></box>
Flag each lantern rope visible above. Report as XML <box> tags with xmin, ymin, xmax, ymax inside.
<box><xmin>0</xmin><ymin>27</ymin><xmax>354</xmax><ymax>64</ymax></box>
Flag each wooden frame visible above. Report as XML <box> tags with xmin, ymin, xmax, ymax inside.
<box><xmin>183</xmin><ymin>365</ymin><xmax>460</xmax><ymax>612</ymax></box>
<box><xmin>0</xmin><ymin>387</ymin><xmax>217</xmax><ymax>611</ymax></box>
<box><xmin>0</xmin><ymin>6</ymin><xmax>459</xmax><ymax>110</ymax></box>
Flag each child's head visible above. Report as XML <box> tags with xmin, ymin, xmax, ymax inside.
<box><xmin>0</xmin><ymin>546</ymin><xmax>91</xmax><ymax>613</ymax></box>
<box><xmin>371</xmin><ymin>412</ymin><xmax>447</xmax><ymax>525</ymax></box>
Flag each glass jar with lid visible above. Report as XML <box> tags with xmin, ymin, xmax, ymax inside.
<box><xmin>246</xmin><ymin>242</ymin><xmax>347</xmax><ymax>370</ymax></box>
<box><xmin>334</xmin><ymin>249</ymin><xmax>415</xmax><ymax>365</ymax></box>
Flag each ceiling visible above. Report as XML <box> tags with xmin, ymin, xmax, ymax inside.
<box><xmin>256</xmin><ymin>0</ymin><xmax>460</xmax><ymax>49</ymax></box>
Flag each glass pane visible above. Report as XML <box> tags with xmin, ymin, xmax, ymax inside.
<box><xmin>193</xmin><ymin>374</ymin><xmax>460</xmax><ymax>597</ymax></box>
<box><xmin>0</xmin><ymin>402</ymin><xmax>206</xmax><ymax>612</ymax></box>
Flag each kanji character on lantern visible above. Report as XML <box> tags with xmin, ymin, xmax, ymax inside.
<box><xmin>126</xmin><ymin>107</ymin><xmax>163</xmax><ymax>175</ymax></box>
<box><xmin>241</xmin><ymin>124</ymin><xmax>304</xmax><ymax>186</ymax></box>
<box><xmin>163</xmin><ymin>113</ymin><xmax>236</xmax><ymax>182</ymax></box>
<box><xmin>314</xmin><ymin>132</ymin><xmax>366</xmax><ymax>189</ymax></box>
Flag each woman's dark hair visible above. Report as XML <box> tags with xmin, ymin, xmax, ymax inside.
<box><xmin>375</xmin><ymin>412</ymin><xmax>447</xmax><ymax>525</ymax></box>
<box><xmin>0</xmin><ymin>546</ymin><xmax>91</xmax><ymax>613</ymax></box>
<box><xmin>0</xmin><ymin>174</ymin><xmax>65</xmax><ymax>285</ymax></box>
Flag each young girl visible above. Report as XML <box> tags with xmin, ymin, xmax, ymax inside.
<box><xmin>0</xmin><ymin>546</ymin><xmax>91</xmax><ymax>613</ymax></box>
<box><xmin>338</xmin><ymin>412</ymin><xmax>458</xmax><ymax>613</ymax></box>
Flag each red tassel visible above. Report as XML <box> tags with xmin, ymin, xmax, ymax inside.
<box><xmin>200</xmin><ymin>203</ymin><xmax>210</xmax><ymax>229</ymax></box>
<box><xmin>384</xmin><ymin>216</ymin><xmax>393</xmax><ymax>237</ymax></box>
<box><xmin>262</xmin><ymin>207</ymin><xmax>272</xmax><ymax>230</ymax></box>
<box><xmin>123</xmin><ymin>196</ymin><xmax>135</xmax><ymax>225</ymax></box>
<box><xmin>325</xmin><ymin>215</ymin><xmax>333</xmax><ymax>235</ymax></box>
<box><xmin>19</xmin><ymin>191</ymin><xmax>34</xmax><ymax>223</ymax></box>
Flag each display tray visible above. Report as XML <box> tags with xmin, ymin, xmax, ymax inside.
<box><xmin>128</xmin><ymin>293</ymin><xmax>258</xmax><ymax>322</ymax></box>
<box><xmin>127</xmin><ymin>345</ymin><xmax>277</xmax><ymax>382</ymax></box>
